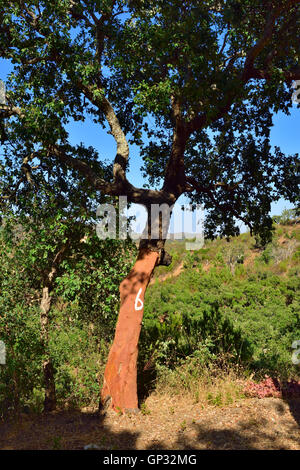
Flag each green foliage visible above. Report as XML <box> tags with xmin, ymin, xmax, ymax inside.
<box><xmin>0</xmin><ymin>1</ymin><xmax>299</xmax><ymax>242</ymax></box>
<box><xmin>0</xmin><ymin>104</ymin><xmax>137</xmax><ymax>413</ymax></box>
<box><xmin>273</xmin><ymin>208</ymin><xmax>298</xmax><ymax>225</ymax></box>
<box><xmin>0</xmin><ymin>1</ymin><xmax>299</xmax><ymax>413</ymax></box>
<box><xmin>0</xmin><ymin>216</ymin><xmax>136</xmax><ymax>413</ymax></box>
<box><xmin>141</xmin><ymin>226</ymin><xmax>300</xmax><ymax>380</ymax></box>
<box><xmin>141</xmin><ymin>270</ymin><xmax>252</xmax><ymax>373</ymax></box>
<box><xmin>0</xmin><ymin>220</ymin><xmax>299</xmax><ymax>412</ymax></box>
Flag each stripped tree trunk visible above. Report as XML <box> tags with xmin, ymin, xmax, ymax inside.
<box><xmin>100</xmin><ymin>247</ymin><xmax>160</xmax><ymax>412</ymax></box>
<box><xmin>40</xmin><ymin>286</ymin><xmax>56</xmax><ymax>412</ymax></box>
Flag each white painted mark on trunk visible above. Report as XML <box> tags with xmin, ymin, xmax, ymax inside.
<box><xmin>135</xmin><ymin>288</ymin><xmax>143</xmax><ymax>311</ymax></box>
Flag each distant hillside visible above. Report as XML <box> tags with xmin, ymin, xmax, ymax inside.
<box><xmin>152</xmin><ymin>222</ymin><xmax>300</xmax><ymax>282</ymax></box>
<box><xmin>142</xmin><ymin>222</ymin><xmax>300</xmax><ymax>379</ymax></box>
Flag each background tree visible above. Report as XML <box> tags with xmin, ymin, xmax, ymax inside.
<box><xmin>0</xmin><ymin>133</ymin><xmax>135</xmax><ymax>411</ymax></box>
<box><xmin>0</xmin><ymin>0</ymin><xmax>299</xmax><ymax>412</ymax></box>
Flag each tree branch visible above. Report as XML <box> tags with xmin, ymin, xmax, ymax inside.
<box><xmin>0</xmin><ymin>104</ymin><xmax>24</xmax><ymax>118</ymax></box>
<box><xmin>243</xmin><ymin>0</ymin><xmax>300</xmax><ymax>80</ymax></box>
<box><xmin>247</xmin><ymin>66</ymin><xmax>300</xmax><ymax>82</ymax></box>
<box><xmin>76</xmin><ymin>81</ymin><xmax>129</xmax><ymax>183</ymax></box>
<box><xmin>50</xmin><ymin>144</ymin><xmax>175</xmax><ymax>205</ymax></box>
<box><xmin>187</xmin><ymin>1</ymin><xmax>300</xmax><ymax>136</ymax></box>
<box><xmin>162</xmin><ymin>96</ymin><xmax>188</xmax><ymax>196</ymax></box>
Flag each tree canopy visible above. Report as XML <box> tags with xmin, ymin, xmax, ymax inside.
<box><xmin>0</xmin><ymin>0</ymin><xmax>299</xmax><ymax>242</ymax></box>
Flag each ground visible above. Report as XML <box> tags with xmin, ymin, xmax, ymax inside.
<box><xmin>1</xmin><ymin>395</ymin><xmax>300</xmax><ymax>450</ymax></box>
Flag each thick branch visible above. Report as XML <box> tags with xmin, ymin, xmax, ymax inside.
<box><xmin>246</xmin><ymin>66</ymin><xmax>300</xmax><ymax>82</ymax></box>
<box><xmin>163</xmin><ymin>97</ymin><xmax>188</xmax><ymax>196</ymax></box>
<box><xmin>46</xmin><ymin>240</ymin><xmax>70</xmax><ymax>288</ymax></box>
<box><xmin>243</xmin><ymin>12</ymin><xmax>279</xmax><ymax>78</ymax></box>
<box><xmin>243</xmin><ymin>0</ymin><xmax>300</xmax><ymax>80</ymax></box>
<box><xmin>102</xmin><ymin>97</ymin><xmax>129</xmax><ymax>182</ymax></box>
<box><xmin>75</xmin><ymin>82</ymin><xmax>129</xmax><ymax>183</ymax></box>
<box><xmin>67</xmin><ymin>2</ymin><xmax>128</xmax><ymax>183</ymax></box>
<box><xmin>50</xmin><ymin>145</ymin><xmax>175</xmax><ymax>205</ymax></box>
<box><xmin>4</xmin><ymin>4</ymin><xmax>129</xmax><ymax>188</ymax></box>
<box><xmin>94</xmin><ymin>0</ymin><xmax>117</xmax><ymax>63</ymax></box>
<box><xmin>21</xmin><ymin>154</ymin><xmax>35</xmax><ymax>186</ymax></box>
<box><xmin>0</xmin><ymin>105</ymin><xmax>24</xmax><ymax>118</ymax></box>
<box><xmin>188</xmin><ymin>1</ymin><xmax>300</xmax><ymax>136</ymax></box>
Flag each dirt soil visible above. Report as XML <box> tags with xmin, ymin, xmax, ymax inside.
<box><xmin>1</xmin><ymin>395</ymin><xmax>300</xmax><ymax>450</ymax></box>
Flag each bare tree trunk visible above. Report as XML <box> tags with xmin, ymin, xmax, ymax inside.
<box><xmin>39</xmin><ymin>243</ymin><xmax>69</xmax><ymax>412</ymax></box>
<box><xmin>40</xmin><ymin>286</ymin><xmax>56</xmax><ymax>412</ymax></box>
<box><xmin>100</xmin><ymin>247</ymin><xmax>160</xmax><ymax>412</ymax></box>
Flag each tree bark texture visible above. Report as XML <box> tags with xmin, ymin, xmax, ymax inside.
<box><xmin>40</xmin><ymin>286</ymin><xmax>56</xmax><ymax>412</ymax></box>
<box><xmin>101</xmin><ymin>248</ymin><xmax>159</xmax><ymax>412</ymax></box>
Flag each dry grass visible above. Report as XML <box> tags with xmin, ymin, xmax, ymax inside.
<box><xmin>1</xmin><ymin>357</ymin><xmax>300</xmax><ymax>450</ymax></box>
<box><xmin>154</xmin><ymin>361</ymin><xmax>247</xmax><ymax>409</ymax></box>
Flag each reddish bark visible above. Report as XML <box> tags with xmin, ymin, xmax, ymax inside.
<box><xmin>101</xmin><ymin>248</ymin><xmax>159</xmax><ymax>412</ymax></box>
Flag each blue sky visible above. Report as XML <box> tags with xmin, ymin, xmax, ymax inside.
<box><xmin>0</xmin><ymin>57</ymin><xmax>298</xmax><ymax>233</ymax></box>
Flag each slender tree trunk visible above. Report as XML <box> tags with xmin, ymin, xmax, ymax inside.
<box><xmin>40</xmin><ymin>286</ymin><xmax>56</xmax><ymax>412</ymax></box>
<box><xmin>39</xmin><ymin>243</ymin><xmax>69</xmax><ymax>412</ymax></box>
<box><xmin>11</xmin><ymin>349</ymin><xmax>20</xmax><ymax>414</ymax></box>
<box><xmin>100</xmin><ymin>247</ymin><xmax>160</xmax><ymax>412</ymax></box>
